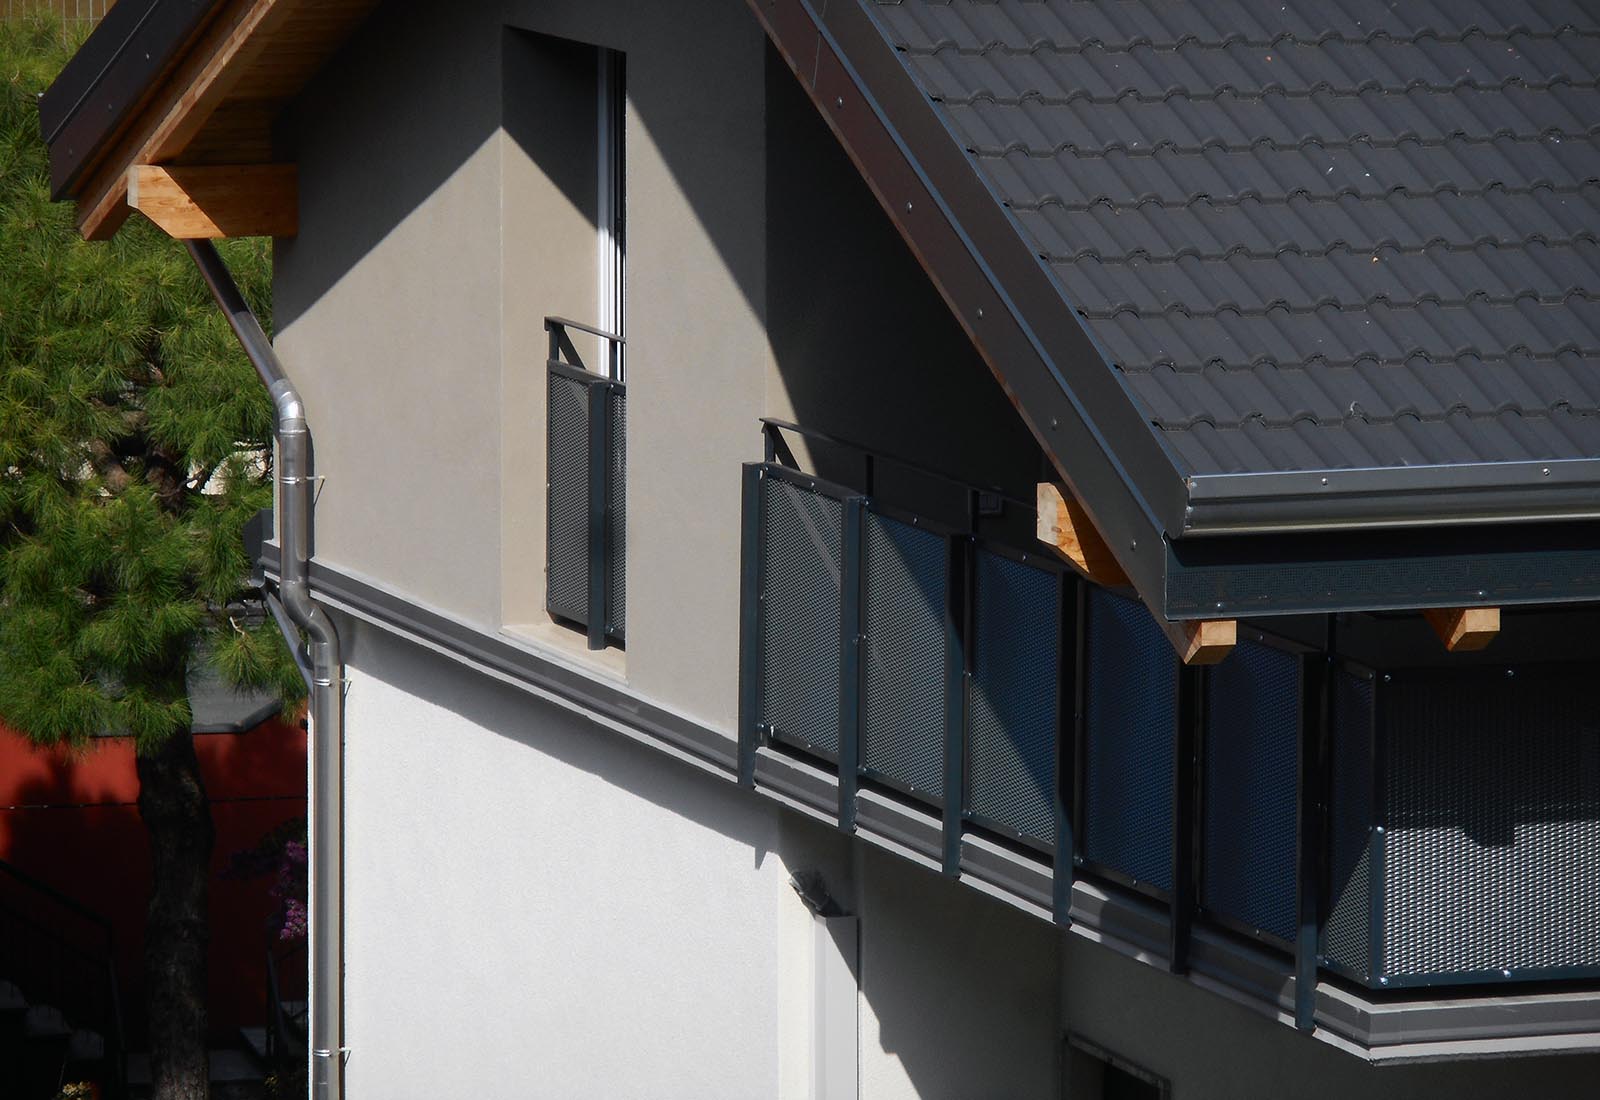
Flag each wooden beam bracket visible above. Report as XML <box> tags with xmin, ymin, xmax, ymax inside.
<box><xmin>1424</xmin><ymin>606</ymin><xmax>1501</xmax><ymax>652</ymax></box>
<box><xmin>1164</xmin><ymin>617</ymin><xmax>1237</xmax><ymax>666</ymax></box>
<box><xmin>127</xmin><ymin>163</ymin><xmax>297</xmax><ymax>239</ymax></box>
<box><xmin>1035</xmin><ymin>482</ymin><xmax>1128</xmax><ymax>587</ymax></box>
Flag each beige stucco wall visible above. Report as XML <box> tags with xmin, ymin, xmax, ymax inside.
<box><xmin>274</xmin><ymin>0</ymin><xmax>1035</xmax><ymax>733</ymax></box>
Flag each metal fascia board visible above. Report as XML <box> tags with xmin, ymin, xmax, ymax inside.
<box><xmin>40</xmin><ymin>0</ymin><xmax>223</xmax><ymax>200</ymax></box>
<box><xmin>748</xmin><ymin>0</ymin><xmax>1187</xmax><ymax>619</ymax></box>
<box><xmin>1164</xmin><ymin>522</ymin><xmax>1600</xmax><ymax>618</ymax></box>
<box><xmin>1185</xmin><ymin>458</ymin><xmax>1600</xmax><ymax>536</ymax></box>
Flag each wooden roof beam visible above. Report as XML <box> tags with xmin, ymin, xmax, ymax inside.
<box><xmin>74</xmin><ymin>0</ymin><xmax>295</xmax><ymax>240</ymax></box>
<box><xmin>1037</xmin><ymin>481</ymin><xmax>1234</xmax><ymax>664</ymax></box>
<box><xmin>1036</xmin><ymin>481</ymin><xmax>1129</xmax><ymax>587</ymax></box>
<box><xmin>128</xmin><ymin>164</ymin><xmax>296</xmax><ymax>239</ymax></box>
<box><xmin>1424</xmin><ymin>606</ymin><xmax>1501</xmax><ymax>652</ymax></box>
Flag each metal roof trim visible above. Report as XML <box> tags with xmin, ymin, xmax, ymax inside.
<box><xmin>38</xmin><ymin>0</ymin><xmax>223</xmax><ymax>200</ymax></box>
<box><xmin>1184</xmin><ymin>458</ymin><xmax>1600</xmax><ymax>535</ymax></box>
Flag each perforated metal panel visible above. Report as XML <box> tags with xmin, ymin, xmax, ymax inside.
<box><xmin>1201</xmin><ymin>640</ymin><xmax>1301</xmax><ymax>943</ymax></box>
<box><xmin>966</xmin><ymin>550</ymin><xmax>1058</xmax><ymax>846</ymax></box>
<box><xmin>546</xmin><ymin>372</ymin><xmax>590</xmax><ymax>623</ymax></box>
<box><xmin>605</xmin><ymin>388</ymin><xmax>626</xmax><ymax>640</ymax></box>
<box><xmin>1380</xmin><ymin>671</ymin><xmax>1600</xmax><ymax>981</ymax></box>
<box><xmin>1083</xmin><ymin>588</ymin><xmax>1176</xmax><ymax>890</ymax></box>
<box><xmin>1321</xmin><ymin>669</ymin><xmax>1375</xmax><ymax>982</ymax></box>
<box><xmin>758</xmin><ymin>476</ymin><xmax>846</xmax><ymax>756</ymax></box>
<box><xmin>860</xmin><ymin>511</ymin><xmax>948</xmax><ymax>801</ymax></box>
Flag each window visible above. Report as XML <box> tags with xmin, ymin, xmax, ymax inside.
<box><xmin>499</xmin><ymin>31</ymin><xmax>626</xmax><ymax>657</ymax></box>
<box><xmin>1065</xmin><ymin>1035</ymin><xmax>1168</xmax><ymax>1100</ymax></box>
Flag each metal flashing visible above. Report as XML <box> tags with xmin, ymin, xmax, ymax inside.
<box><xmin>38</xmin><ymin>0</ymin><xmax>223</xmax><ymax>199</ymax></box>
<box><xmin>260</xmin><ymin>546</ymin><xmax>1600</xmax><ymax>1061</ymax></box>
<box><xmin>1184</xmin><ymin>458</ymin><xmax>1600</xmax><ymax>535</ymax></box>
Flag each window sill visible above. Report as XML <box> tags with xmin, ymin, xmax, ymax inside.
<box><xmin>498</xmin><ymin>619</ymin><xmax>627</xmax><ymax>683</ymax></box>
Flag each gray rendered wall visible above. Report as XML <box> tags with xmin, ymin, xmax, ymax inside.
<box><xmin>274</xmin><ymin>0</ymin><xmax>1042</xmax><ymax>734</ymax></box>
<box><xmin>1060</xmin><ymin>934</ymin><xmax>1599</xmax><ymax>1098</ymax></box>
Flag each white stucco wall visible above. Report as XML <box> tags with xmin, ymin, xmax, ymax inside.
<box><xmin>338</xmin><ymin>618</ymin><xmax>1062</xmax><ymax>1099</ymax></box>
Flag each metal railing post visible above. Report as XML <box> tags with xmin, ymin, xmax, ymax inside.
<box><xmin>838</xmin><ymin>498</ymin><xmax>865</xmax><ymax>831</ymax></box>
<box><xmin>737</xmin><ymin>464</ymin><xmax>767</xmax><ymax>787</ymax></box>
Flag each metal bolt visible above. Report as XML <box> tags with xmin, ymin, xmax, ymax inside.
<box><xmin>976</xmin><ymin>307</ymin><xmax>985</xmax><ymax>318</ymax></box>
<box><xmin>1049</xmin><ymin>417</ymin><xmax>1059</xmax><ymax>429</ymax></box>
<box><xmin>906</xmin><ymin>201</ymin><xmax>914</xmax><ymax>212</ymax></box>
<box><xmin>1216</xmin><ymin>601</ymin><xmax>1225</xmax><ymax>610</ymax></box>
<box><xmin>1382</xmin><ymin>674</ymin><xmax>1391</xmax><ymax>682</ymax></box>
<box><xmin>1130</xmin><ymin>539</ymin><xmax>1138</xmax><ymax>550</ymax></box>
<box><xmin>1477</xmin><ymin>590</ymin><xmax>1486</xmax><ymax>598</ymax></box>
<box><xmin>1542</xmin><ymin>467</ymin><xmax>1551</xmax><ymax>477</ymax></box>
<box><xmin>1505</xmin><ymin>668</ymin><xmax>1515</xmax><ymax>678</ymax></box>
<box><xmin>1320</xmin><ymin>477</ymin><xmax>1329</xmax><ymax>485</ymax></box>
<box><xmin>835</xmin><ymin>96</ymin><xmax>843</xmax><ymax>108</ymax></box>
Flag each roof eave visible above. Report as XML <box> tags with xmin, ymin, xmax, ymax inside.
<box><xmin>40</xmin><ymin>0</ymin><xmax>223</xmax><ymax>201</ymax></box>
<box><xmin>1182</xmin><ymin>457</ymin><xmax>1600</xmax><ymax>536</ymax></box>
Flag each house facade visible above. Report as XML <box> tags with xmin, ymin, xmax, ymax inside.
<box><xmin>41</xmin><ymin>1</ymin><xmax>1600</xmax><ymax>1097</ymax></box>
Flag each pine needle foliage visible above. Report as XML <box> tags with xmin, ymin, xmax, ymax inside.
<box><xmin>0</xmin><ymin>12</ymin><xmax>303</xmax><ymax>754</ymax></box>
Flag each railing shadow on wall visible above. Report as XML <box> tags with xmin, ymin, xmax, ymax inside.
<box><xmin>735</xmin><ymin>417</ymin><xmax>1600</xmax><ymax>1033</ymax></box>
<box><xmin>545</xmin><ymin>317</ymin><xmax>626</xmax><ymax>651</ymax></box>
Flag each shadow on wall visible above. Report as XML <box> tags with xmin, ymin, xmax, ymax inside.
<box><xmin>0</xmin><ymin>721</ymin><xmax>308</xmax><ymax>1046</ymax></box>
<box><xmin>762</xmin><ymin>43</ymin><xmax>1046</xmax><ymax>517</ymax></box>
<box><xmin>272</xmin><ymin>0</ymin><xmax>1043</xmax><ymax>509</ymax></box>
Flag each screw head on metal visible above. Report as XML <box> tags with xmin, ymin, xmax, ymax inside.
<box><xmin>905</xmin><ymin>201</ymin><xmax>913</xmax><ymax>212</ymax></box>
<box><xmin>835</xmin><ymin>96</ymin><xmax>843</xmax><ymax>108</ymax></box>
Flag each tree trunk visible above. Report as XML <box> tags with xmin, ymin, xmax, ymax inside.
<box><xmin>136</xmin><ymin>732</ymin><xmax>214</xmax><ymax>1100</ymax></box>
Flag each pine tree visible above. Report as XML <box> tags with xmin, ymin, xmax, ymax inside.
<box><xmin>1</xmin><ymin>14</ymin><xmax>303</xmax><ymax>1099</ymax></box>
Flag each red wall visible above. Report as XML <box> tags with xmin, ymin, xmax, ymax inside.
<box><xmin>0</xmin><ymin>720</ymin><xmax>307</xmax><ymax>1044</ymax></box>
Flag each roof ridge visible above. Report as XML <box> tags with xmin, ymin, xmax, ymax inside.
<box><xmin>1088</xmin><ymin>286</ymin><xmax>1599</xmax><ymax>321</ymax></box>
<box><xmin>1011</xmin><ymin>178</ymin><xmax>1599</xmax><ymax>214</ymax></box>
<box><xmin>973</xmin><ymin>129</ymin><xmax>1600</xmax><ymax>160</ymax></box>
<box><xmin>898</xmin><ymin>25</ymin><xmax>1600</xmax><ymax>57</ymax></box>
<box><xmin>1048</xmin><ymin>232</ymin><xmax>1600</xmax><ymax>264</ymax></box>
<box><xmin>932</xmin><ymin>73</ymin><xmax>1594</xmax><ymax>107</ymax></box>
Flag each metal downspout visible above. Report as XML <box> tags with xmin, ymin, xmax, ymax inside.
<box><xmin>186</xmin><ymin>239</ymin><xmax>344</xmax><ymax>1100</ymax></box>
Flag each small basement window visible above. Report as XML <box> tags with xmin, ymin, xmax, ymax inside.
<box><xmin>1065</xmin><ymin>1034</ymin><xmax>1168</xmax><ymax>1100</ymax></box>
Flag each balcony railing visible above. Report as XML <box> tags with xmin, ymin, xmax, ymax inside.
<box><xmin>737</xmin><ymin>419</ymin><xmax>1600</xmax><ymax>1032</ymax></box>
<box><xmin>545</xmin><ymin>317</ymin><xmax>625</xmax><ymax>650</ymax></box>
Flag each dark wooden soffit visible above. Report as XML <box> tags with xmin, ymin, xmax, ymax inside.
<box><xmin>42</xmin><ymin>0</ymin><xmax>378</xmax><ymax>241</ymax></box>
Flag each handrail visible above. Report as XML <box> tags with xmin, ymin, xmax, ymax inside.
<box><xmin>758</xmin><ymin>417</ymin><xmax>1033</xmax><ymax>511</ymax></box>
<box><xmin>544</xmin><ymin>316</ymin><xmax>625</xmax><ymax>345</ymax></box>
<box><xmin>0</xmin><ymin>857</ymin><xmax>115</xmax><ymax>943</ymax></box>
<box><xmin>546</xmin><ymin>316</ymin><xmax>625</xmax><ymax>382</ymax></box>
<box><xmin>0</xmin><ymin>861</ymin><xmax>127</xmax><ymax>1097</ymax></box>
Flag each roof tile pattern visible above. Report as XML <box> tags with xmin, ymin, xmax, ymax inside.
<box><xmin>872</xmin><ymin>0</ymin><xmax>1600</xmax><ymax>472</ymax></box>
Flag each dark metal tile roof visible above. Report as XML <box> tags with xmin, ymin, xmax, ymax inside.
<box><xmin>871</xmin><ymin>0</ymin><xmax>1600</xmax><ymax>474</ymax></box>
